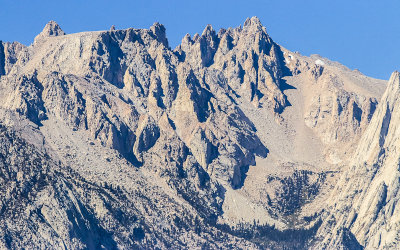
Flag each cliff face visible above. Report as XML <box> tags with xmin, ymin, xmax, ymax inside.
<box><xmin>0</xmin><ymin>41</ymin><xmax>25</xmax><ymax>76</ymax></box>
<box><xmin>313</xmin><ymin>72</ymin><xmax>400</xmax><ymax>249</ymax></box>
<box><xmin>0</xmin><ymin>18</ymin><xmax>395</xmax><ymax>249</ymax></box>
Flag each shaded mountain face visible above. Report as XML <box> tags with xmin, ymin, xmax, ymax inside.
<box><xmin>0</xmin><ymin>17</ymin><xmax>395</xmax><ymax>249</ymax></box>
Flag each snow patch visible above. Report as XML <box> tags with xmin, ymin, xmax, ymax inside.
<box><xmin>285</xmin><ymin>54</ymin><xmax>294</xmax><ymax>64</ymax></box>
<box><xmin>315</xmin><ymin>59</ymin><xmax>325</xmax><ymax>66</ymax></box>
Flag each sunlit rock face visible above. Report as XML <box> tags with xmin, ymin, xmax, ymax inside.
<box><xmin>0</xmin><ymin>18</ymin><xmax>396</xmax><ymax>249</ymax></box>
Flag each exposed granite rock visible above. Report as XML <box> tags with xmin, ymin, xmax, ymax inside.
<box><xmin>133</xmin><ymin>114</ymin><xmax>160</xmax><ymax>162</ymax></box>
<box><xmin>313</xmin><ymin>72</ymin><xmax>400</xmax><ymax>249</ymax></box>
<box><xmin>34</xmin><ymin>21</ymin><xmax>65</xmax><ymax>44</ymax></box>
<box><xmin>0</xmin><ymin>17</ymin><xmax>395</xmax><ymax>249</ymax></box>
<box><xmin>0</xmin><ymin>41</ymin><xmax>25</xmax><ymax>76</ymax></box>
<box><xmin>176</xmin><ymin>16</ymin><xmax>290</xmax><ymax>112</ymax></box>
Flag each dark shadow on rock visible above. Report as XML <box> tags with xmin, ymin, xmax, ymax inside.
<box><xmin>255</xmin><ymin>144</ymin><xmax>269</xmax><ymax>158</ymax></box>
<box><xmin>124</xmin><ymin>152</ymin><xmax>143</xmax><ymax>168</ymax></box>
<box><xmin>186</xmin><ymin>70</ymin><xmax>213</xmax><ymax>122</ymax></box>
<box><xmin>340</xmin><ymin>228</ymin><xmax>363</xmax><ymax>250</ymax></box>
<box><xmin>232</xmin><ymin>144</ymin><xmax>269</xmax><ymax>190</ymax></box>
<box><xmin>352</xmin><ymin>101</ymin><xmax>363</xmax><ymax>123</ymax></box>
<box><xmin>275</xmin><ymin>79</ymin><xmax>296</xmax><ymax>114</ymax></box>
<box><xmin>279</xmin><ymin>78</ymin><xmax>296</xmax><ymax>91</ymax></box>
<box><xmin>233</xmin><ymin>164</ymin><xmax>250</xmax><ymax>190</ymax></box>
<box><xmin>131</xmin><ymin>227</ymin><xmax>145</xmax><ymax>241</ymax></box>
<box><xmin>0</xmin><ymin>41</ymin><xmax>5</xmax><ymax>76</ymax></box>
<box><xmin>275</xmin><ymin>43</ymin><xmax>293</xmax><ymax>78</ymax></box>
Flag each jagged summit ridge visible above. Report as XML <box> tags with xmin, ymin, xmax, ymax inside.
<box><xmin>34</xmin><ymin>20</ymin><xmax>65</xmax><ymax>44</ymax></box>
<box><xmin>43</xmin><ymin>20</ymin><xmax>66</xmax><ymax>36</ymax></box>
<box><xmin>150</xmin><ymin>22</ymin><xmax>168</xmax><ymax>47</ymax></box>
<box><xmin>176</xmin><ymin>16</ymin><xmax>290</xmax><ymax>112</ymax></box>
<box><xmin>243</xmin><ymin>16</ymin><xmax>265</xmax><ymax>31</ymax></box>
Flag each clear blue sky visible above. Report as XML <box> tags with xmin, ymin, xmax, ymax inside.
<box><xmin>0</xmin><ymin>0</ymin><xmax>399</xmax><ymax>79</ymax></box>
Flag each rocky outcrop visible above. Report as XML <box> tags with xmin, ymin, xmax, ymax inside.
<box><xmin>2</xmin><ymin>74</ymin><xmax>47</xmax><ymax>125</ymax></box>
<box><xmin>133</xmin><ymin>114</ymin><xmax>160</xmax><ymax>162</ymax></box>
<box><xmin>177</xmin><ymin>17</ymin><xmax>290</xmax><ymax>112</ymax></box>
<box><xmin>188</xmin><ymin>126</ymin><xmax>217</xmax><ymax>169</ymax></box>
<box><xmin>0</xmin><ymin>41</ymin><xmax>25</xmax><ymax>76</ymax></box>
<box><xmin>0</xmin><ymin>17</ymin><xmax>395</xmax><ymax>249</ymax></box>
<box><xmin>33</xmin><ymin>21</ymin><xmax>65</xmax><ymax>44</ymax></box>
<box><xmin>314</xmin><ymin>72</ymin><xmax>400</xmax><ymax>249</ymax></box>
<box><xmin>305</xmin><ymin>89</ymin><xmax>377</xmax><ymax>144</ymax></box>
<box><xmin>282</xmin><ymin>53</ymin><xmax>386</xmax><ymax>164</ymax></box>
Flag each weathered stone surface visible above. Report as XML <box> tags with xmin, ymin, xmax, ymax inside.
<box><xmin>313</xmin><ymin>72</ymin><xmax>400</xmax><ymax>249</ymax></box>
<box><xmin>0</xmin><ymin>41</ymin><xmax>25</xmax><ymax>76</ymax></box>
<box><xmin>0</xmin><ymin>17</ymin><xmax>396</xmax><ymax>249</ymax></box>
<box><xmin>33</xmin><ymin>20</ymin><xmax>65</xmax><ymax>44</ymax></box>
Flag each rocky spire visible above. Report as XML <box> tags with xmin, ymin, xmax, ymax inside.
<box><xmin>199</xmin><ymin>24</ymin><xmax>218</xmax><ymax>67</ymax></box>
<box><xmin>150</xmin><ymin>22</ymin><xmax>168</xmax><ymax>48</ymax></box>
<box><xmin>244</xmin><ymin>16</ymin><xmax>262</xmax><ymax>27</ymax></box>
<box><xmin>351</xmin><ymin>71</ymin><xmax>400</xmax><ymax>164</ymax></box>
<box><xmin>34</xmin><ymin>21</ymin><xmax>65</xmax><ymax>44</ymax></box>
<box><xmin>243</xmin><ymin>16</ymin><xmax>267</xmax><ymax>33</ymax></box>
<box><xmin>201</xmin><ymin>24</ymin><xmax>215</xmax><ymax>37</ymax></box>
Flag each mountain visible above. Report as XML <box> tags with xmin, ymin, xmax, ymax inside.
<box><xmin>0</xmin><ymin>17</ymin><xmax>396</xmax><ymax>249</ymax></box>
<box><xmin>313</xmin><ymin>72</ymin><xmax>400</xmax><ymax>249</ymax></box>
